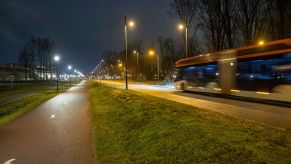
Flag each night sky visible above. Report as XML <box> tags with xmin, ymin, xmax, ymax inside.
<box><xmin>0</xmin><ymin>0</ymin><xmax>180</xmax><ymax>73</ymax></box>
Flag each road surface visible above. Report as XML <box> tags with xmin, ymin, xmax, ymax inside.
<box><xmin>0</xmin><ymin>81</ymin><xmax>94</xmax><ymax>164</ymax></box>
<box><xmin>102</xmin><ymin>80</ymin><xmax>291</xmax><ymax>130</ymax></box>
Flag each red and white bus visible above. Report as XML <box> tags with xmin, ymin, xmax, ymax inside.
<box><xmin>175</xmin><ymin>38</ymin><xmax>291</xmax><ymax>103</ymax></box>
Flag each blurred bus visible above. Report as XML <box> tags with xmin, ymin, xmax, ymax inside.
<box><xmin>175</xmin><ymin>38</ymin><xmax>291</xmax><ymax>102</ymax></box>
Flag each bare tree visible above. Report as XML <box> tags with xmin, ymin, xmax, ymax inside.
<box><xmin>221</xmin><ymin>0</ymin><xmax>238</xmax><ymax>49</ymax></box>
<box><xmin>101</xmin><ymin>51</ymin><xmax>120</xmax><ymax>79</ymax></box>
<box><xmin>28</xmin><ymin>36</ymin><xmax>36</xmax><ymax>80</ymax></box>
<box><xmin>266</xmin><ymin>0</ymin><xmax>291</xmax><ymax>40</ymax></box>
<box><xmin>157</xmin><ymin>37</ymin><xmax>178</xmax><ymax>77</ymax></box>
<box><xmin>236</xmin><ymin>0</ymin><xmax>268</xmax><ymax>45</ymax></box>
<box><xmin>129</xmin><ymin>40</ymin><xmax>143</xmax><ymax>80</ymax></box>
<box><xmin>198</xmin><ymin>0</ymin><xmax>225</xmax><ymax>51</ymax></box>
<box><xmin>18</xmin><ymin>45</ymin><xmax>31</xmax><ymax>81</ymax></box>
<box><xmin>17</xmin><ymin>37</ymin><xmax>55</xmax><ymax>81</ymax></box>
<box><xmin>169</xmin><ymin>0</ymin><xmax>199</xmax><ymax>57</ymax></box>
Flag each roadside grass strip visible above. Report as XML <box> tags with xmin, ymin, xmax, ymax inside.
<box><xmin>0</xmin><ymin>82</ymin><xmax>71</xmax><ymax>127</ymax></box>
<box><xmin>89</xmin><ymin>81</ymin><xmax>291</xmax><ymax>163</ymax></box>
<box><xmin>0</xmin><ymin>92</ymin><xmax>57</xmax><ymax>127</ymax></box>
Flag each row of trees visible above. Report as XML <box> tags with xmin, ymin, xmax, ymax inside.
<box><xmin>170</xmin><ymin>0</ymin><xmax>291</xmax><ymax>52</ymax></box>
<box><xmin>94</xmin><ymin>0</ymin><xmax>291</xmax><ymax>81</ymax></box>
<box><xmin>18</xmin><ymin>37</ymin><xmax>55</xmax><ymax>81</ymax></box>
<box><xmin>96</xmin><ymin>38</ymin><xmax>184</xmax><ymax>81</ymax></box>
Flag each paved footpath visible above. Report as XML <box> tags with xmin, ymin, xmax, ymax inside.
<box><xmin>0</xmin><ymin>81</ymin><xmax>94</xmax><ymax>164</ymax></box>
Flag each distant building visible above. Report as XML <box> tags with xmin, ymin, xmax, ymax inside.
<box><xmin>0</xmin><ymin>64</ymin><xmax>26</xmax><ymax>81</ymax></box>
<box><xmin>0</xmin><ymin>63</ymin><xmax>56</xmax><ymax>81</ymax></box>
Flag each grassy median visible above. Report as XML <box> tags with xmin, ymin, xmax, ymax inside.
<box><xmin>89</xmin><ymin>81</ymin><xmax>291</xmax><ymax>163</ymax></box>
<box><xmin>0</xmin><ymin>82</ymin><xmax>71</xmax><ymax>127</ymax></box>
<box><xmin>0</xmin><ymin>92</ymin><xmax>57</xmax><ymax>126</ymax></box>
<box><xmin>0</xmin><ymin>81</ymin><xmax>72</xmax><ymax>98</ymax></box>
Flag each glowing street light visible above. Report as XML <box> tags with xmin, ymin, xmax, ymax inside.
<box><xmin>99</xmin><ymin>60</ymin><xmax>104</xmax><ymax>82</ymax></box>
<box><xmin>54</xmin><ymin>55</ymin><xmax>60</xmax><ymax>62</ymax></box>
<box><xmin>148</xmin><ymin>50</ymin><xmax>160</xmax><ymax>81</ymax></box>
<box><xmin>177</xmin><ymin>23</ymin><xmax>188</xmax><ymax>58</ymax></box>
<box><xmin>133</xmin><ymin>50</ymin><xmax>139</xmax><ymax>79</ymax></box>
<box><xmin>67</xmin><ymin>65</ymin><xmax>72</xmax><ymax>70</ymax></box>
<box><xmin>178</xmin><ymin>24</ymin><xmax>184</xmax><ymax>30</ymax></box>
<box><xmin>54</xmin><ymin>55</ymin><xmax>60</xmax><ymax>92</ymax></box>
<box><xmin>67</xmin><ymin>65</ymin><xmax>72</xmax><ymax>87</ymax></box>
<box><xmin>129</xmin><ymin>21</ymin><xmax>135</xmax><ymax>27</ymax></box>
<box><xmin>74</xmin><ymin>69</ymin><xmax>78</xmax><ymax>83</ymax></box>
<box><xmin>149</xmin><ymin>50</ymin><xmax>155</xmax><ymax>56</ymax></box>
<box><xmin>258</xmin><ymin>40</ymin><xmax>265</xmax><ymax>45</ymax></box>
<box><xmin>124</xmin><ymin>16</ymin><xmax>135</xmax><ymax>90</ymax></box>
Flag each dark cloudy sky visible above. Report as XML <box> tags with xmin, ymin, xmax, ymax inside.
<box><xmin>0</xmin><ymin>0</ymin><xmax>181</xmax><ymax>73</ymax></box>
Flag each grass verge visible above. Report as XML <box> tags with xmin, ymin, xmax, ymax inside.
<box><xmin>89</xmin><ymin>81</ymin><xmax>291</xmax><ymax>163</ymax></box>
<box><xmin>0</xmin><ymin>92</ymin><xmax>57</xmax><ymax>127</ymax></box>
<box><xmin>0</xmin><ymin>81</ymin><xmax>72</xmax><ymax>127</ymax></box>
<box><xmin>0</xmin><ymin>81</ymin><xmax>72</xmax><ymax>98</ymax></box>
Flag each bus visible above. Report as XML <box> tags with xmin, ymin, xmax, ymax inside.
<box><xmin>175</xmin><ymin>38</ymin><xmax>291</xmax><ymax>103</ymax></box>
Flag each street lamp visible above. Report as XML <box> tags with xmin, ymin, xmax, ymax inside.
<box><xmin>133</xmin><ymin>50</ymin><xmax>139</xmax><ymax>80</ymax></box>
<box><xmin>148</xmin><ymin>50</ymin><xmax>160</xmax><ymax>81</ymax></box>
<box><xmin>67</xmin><ymin>65</ymin><xmax>72</xmax><ymax>87</ymax></box>
<box><xmin>178</xmin><ymin>23</ymin><xmax>188</xmax><ymax>58</ymax></box>
<box><xmin>99</xmin><ymin>60</ymin><xmax>104</xmax><ymax>83</ymax></box>
<box><xmin>124</xmin><ymin>16</ymin><xmax>135</xmax><ymax>90</ymax></box>
<box><xmin>54</xmin><ymin>55</ymin><xmax>60</xmax><ymax>92</ymax></box>
<box><xmin>258</xmin><ymin>40</ymin><xmax>265</xmax><ymax>45</ymax></box>
<box><xmin>54</xmin><ymin>55</ymin><xmax>60</xmax><ymax>62</ymax></box>
<box><xmin>74</xmin><ymin>69</ymin><xmax>77</xmax><ymax>83</ymax></box>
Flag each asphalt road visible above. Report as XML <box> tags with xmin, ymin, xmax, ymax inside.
<box><xmin>102</xmin><ymin>80</ymin><xmax>291</xmax><ymax>130</ymax></box>
<box><xmin>0</xmin><ymin>81</ymin><xmax>94</xmax><ymax>164</ymax></box>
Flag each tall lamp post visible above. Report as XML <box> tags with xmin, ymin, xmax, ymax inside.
<box><xmin>67</xmin><ymin>65</ymin><xmax>72</xmax><ymax>87</ymax></box>
<box><xmin>74</xmin><ymin>69</ymin><xmax>77</xmax><ymax>83</ymax></box>
<box><xmin>133</xmin><ymin>50</ymin><xmax>139</xmax><ymax>79</ymax></box>
<box><xmin>124</xmin><ymin>16</ymin><xmax>135</xmax><ymax>90</ymax></box>
<box><xmin>54</xmin><ymin>55</ymin><xmax>60</xmax><ymax>92</ymax></box>
<box><xmin>99</xmin><ymin>59</ymin><xmax>104</xmax><ymax>83</ymax></box>
<box><xmin>178</xmin><ymin>23</ymin><xmax>188</xmax><ymax>58</ymax></box>
<box><xmin>148</xmin><ymin>50</ymin><xmax>160</xmax><ymax>81</ymax></box>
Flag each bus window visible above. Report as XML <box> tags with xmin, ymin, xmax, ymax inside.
<box><xmin>179</xmin><ymin>64</ymin><xmax>218</xmax><ymax>87</ymax></box>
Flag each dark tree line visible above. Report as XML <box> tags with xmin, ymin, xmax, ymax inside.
<box><xmin>171</xmin><ymin>0</ymin><xmax>291</xmax><ymax>52</ymax></box>
<box><xmin>97</xmin><ymin>38</ymin><xmax>181</xmax><ymax>81</ymax></box>
<box><xmin>18</xmin><ymin>36</ymin><xmax>55</xmax><ymax>81</ymax></box>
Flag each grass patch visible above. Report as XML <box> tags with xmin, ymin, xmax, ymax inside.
<box><xmin>0</xmin><ymin>81</ymin><xmax>72</xmax><ymax>127</ymax></box>
<box><xmin>0</xmin><ymin>92</ymin><xmax>57</xmax><ymax>127</ymax></box>
<box><xmin>0</xmin><ymin>81</ymin><xmax>72</xmax><ymax>98</ymax></box>
<box><xmin>89</xmin><ymin>81</ymin><xmax>291</xmax><ymax>163</ymax></box>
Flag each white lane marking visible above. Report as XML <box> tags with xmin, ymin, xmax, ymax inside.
<box><xmin>50</xmin><ymin>114</ymin><xmax>56</xmax><ymax>118</ymax></box>
<box><xmin>4</xmin><ymin>159</ymin><xmax>16</xmax><ymax>164</ymax></box>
